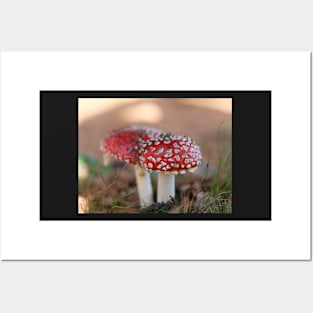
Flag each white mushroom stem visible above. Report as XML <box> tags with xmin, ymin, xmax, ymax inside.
<box><xmin>134</xmin><ymin>164</ymin><xmax>154</xmax><ymax>207</ymax></box>
<box><xmin>157</xmin><ymin>173</ymin><xmax>175</xmax><ymax>203</ymax></box>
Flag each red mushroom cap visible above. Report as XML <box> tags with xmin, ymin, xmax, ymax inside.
<box><xmin>138</xmin><ymin>133</ymin><xmax>202</xmax><ymax>174</ymax></box>
<box><xmin>100</xmin><ymin>126</ymin><xmax>162</xmax><ymax>165</ymax></box>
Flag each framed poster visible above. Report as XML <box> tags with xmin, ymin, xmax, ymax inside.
<box><xmin>0</xmin><ymin>52</ymin><xmax>310</xmax><ymax>260</ymax></box>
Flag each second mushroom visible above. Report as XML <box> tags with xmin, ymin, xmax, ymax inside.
<box><xmin>100</xmin><ymin>125</ymin><xmax>162</xmax><ymax>207</ymax></box>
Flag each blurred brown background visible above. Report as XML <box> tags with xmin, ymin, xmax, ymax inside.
<box><xmin>78</xmin><ymin>98</ymin><xmax>232</xmax><ymax>166</ymax></box>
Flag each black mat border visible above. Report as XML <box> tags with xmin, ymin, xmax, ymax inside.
<box><xmin>40</xmin><ymin>91</ymin><xmax>271</xmax><ymax>220</ymax></box>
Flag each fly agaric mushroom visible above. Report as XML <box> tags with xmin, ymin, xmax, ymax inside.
<box><xmin>100</xmin><ymin>126</ymin><xmax>162</xmax><ymax>207</ymax></box>
<box><xmin>138</xmin><ymin>133</ymin><xmax>202</xmax><ymax>203</ymax></box>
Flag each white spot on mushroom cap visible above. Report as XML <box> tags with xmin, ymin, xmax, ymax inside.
<box><xmin>147</xmin><ymin>156</ymin><xmax>157</xmax><ymax>163</ymax></box>
<box><xmin>156</xmin><ymin>147</ymin><xmax>164</xmax><ymax>155</ymax></box>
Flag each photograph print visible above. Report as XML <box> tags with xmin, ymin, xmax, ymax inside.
<box><xmin>78</xmin><ymin>97</ymin><xmax>232</xmax><ymax>215</ymax></box>
<box><xmin>40</xmin><ymin>90</ymin><xmax>270</xmax><ymax>220</ymax></box>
